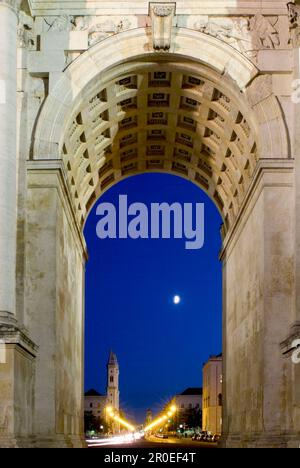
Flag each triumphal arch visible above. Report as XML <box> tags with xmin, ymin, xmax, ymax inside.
<box><xmin>0</xmin><ymin>0</ymin><xmax>300</xmax><ymax>447</ymax></box>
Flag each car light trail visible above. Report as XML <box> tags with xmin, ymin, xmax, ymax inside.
<box><xmin>113</xmin><ymin>414</ymin><xmax>135</xmax><ymax>432</ymax></box>
<box><xmin>87</xmin><ymin>434</ymin><xmax>136</xmax><ymax>447</ymax></box>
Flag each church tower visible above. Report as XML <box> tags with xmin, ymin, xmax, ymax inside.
<box><xmin>106</xmin><ymin>351</ymin><xmax>120</xmax><ymax>412</ymax></box>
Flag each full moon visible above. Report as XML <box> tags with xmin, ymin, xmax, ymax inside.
<box><xmin>173</xmin><ymin>295</ymin><xmax>181</xmax><ymax>305</ymax></box>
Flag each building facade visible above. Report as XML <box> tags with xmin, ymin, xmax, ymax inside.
<box><xmin>84</xmin><ymin>389</ymin><xmax>107</xmax><ymax>420</ymax></box>
<box><xmin>175</xmin><ymin>388</ymin><xmax>202</xmax><ymax>413</ymax></box>
<box><xmin>175</xmin><ymin>388</ymin><xmax>202</xmax><ymax>428</ymax></box>
<box><xmin>202</xmin><ymin>355</ymin><xmax>222</xmax><ymax>435</ymax></box>
<box><xmin>0</xmin><ymin>0</ymin><xmax>300</xmax><ymax>448</ymax></box>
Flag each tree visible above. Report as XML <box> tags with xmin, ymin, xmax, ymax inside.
<box><xmin>84</xmin><ymin>411</ymin><xmax>97</xmax><ymax>433</ymax></box>
<box><xmin>182</xmin><ymin>407</ymin><xmax>202</xmax><ymax>429</ymax></box>
<box><xmin>84</xmin><ymin>411</ymin><xmax>108</xmax><ymax>434</ymax></box>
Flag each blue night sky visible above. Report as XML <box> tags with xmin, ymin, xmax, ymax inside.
<box><xmin>84</xmin><ymin>173</ymin><xmax>222</xmax><ymax>423</ymax></box>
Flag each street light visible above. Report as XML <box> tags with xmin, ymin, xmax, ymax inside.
<box><xmin>105</xmin><ymin>406</ymin><xmax>135</xmax><ymax>432</ymax></box>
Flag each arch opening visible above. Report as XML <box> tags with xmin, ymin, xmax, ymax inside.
<box><xmin>83</xmin><ymin>172</ymin><xmax>223</xmax><ymax>429</ymax></box>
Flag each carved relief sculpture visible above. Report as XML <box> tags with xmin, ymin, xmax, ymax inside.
<box><xmin>43</xmin><ymin>15</ymin><xmax>74</xmax><ymax>32</ymax></box>
<box><xmin>195</xmin><ymin>13</ymin><xmax>290</xmax><ymax>62</ymax></box>
<box><xmin>72</xmin><ymin>16</ymin><xmax>132</xmax><ymax>46</ymax></box>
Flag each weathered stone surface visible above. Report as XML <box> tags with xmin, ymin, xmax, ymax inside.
<box><xmin>25</xmin><ymin>165</ymin><xmax>86</xmax><ymax>448</ymax></box>
<box><xmin>0</xmin><ymin>324</ymin><xmax>37</xmax><ymax>447</ymax></box>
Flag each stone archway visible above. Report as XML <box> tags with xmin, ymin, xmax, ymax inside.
<box><xmin>28</xmin><ymin>28</ymin><xmax>296</xmax><ymax>448</ymax></box>
<box><xmin>0</xmin><ymin>11</ymin><xmax>299</xmax><ymax>447</ymax></box>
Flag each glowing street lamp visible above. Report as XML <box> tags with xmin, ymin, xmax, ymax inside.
<box><xmin>106</xmin><ymin>406</ymin><xmax>113</xmax><ymax>415</ymax></box>
<box><xmin>105</xmin><ymin>406</ymin><xmax>135</xmax><ymax>432</ymax></box>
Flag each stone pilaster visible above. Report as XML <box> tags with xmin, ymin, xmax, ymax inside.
<box><xmin>25</xmin><ymin>162</ymin><xmax>86</xmax><ymax>448</ymax></box>
<box><xmin>0</xmin><ymin>0</ymin><xmax>38</xmax><ymax>448</ymax></box>
<box><xmin>0</xmin><ymin>0</ymin><xmax>21</xmax><ymax>323</ymax></box>
<box><xmin>220</xmin><ymin>160</ymin><xmax>297</xmax><ymax>448</ymax></box>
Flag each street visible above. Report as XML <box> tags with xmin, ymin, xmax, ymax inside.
<box><xmin>88</xmin><ymin>435</ymin><xmax>217</xmax><ymax>449</ymax></box>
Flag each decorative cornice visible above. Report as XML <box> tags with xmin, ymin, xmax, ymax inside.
<box><xmin>280</xmin><ymin>322</ymin><xmax>300</xmax><ymax>357</ymax></box>
<box><xmin>0</xmin><ymin>323</ymin><xmax>38</xmax><ymax>358</ymax></box>
<box><xmin>20</xmin><ymin>1</ymin><xmax>291</xmax><ymax>17</ymax></box>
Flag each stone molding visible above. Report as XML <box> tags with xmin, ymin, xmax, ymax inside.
<box><xmin>220</xmin><ymin>159</ymin><xmax>295</xmax><ymax>261</ymax></box>
<box><xmin>281</xmin><ymin>322</ymin><xmax>300</xmax><ymax>357</ymax></box>
<box><xmin>0</xmin><ymin>323</ymin><xmax>38</xmax><ymax>358</ymax></box>
<box><xmin>24</xmin><ymin>1</ymin><xmax>291</xmax><ymax>17</ymax></box>
<box><xmin>0</xmin><ymin>311</ymin><xmax>17</xmax><ymax>326</ymax></box>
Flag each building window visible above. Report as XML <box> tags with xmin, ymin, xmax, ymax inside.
<box><xmin>90</xmin><ymin>403</ymin><xmax>93</xmax><ymax>408</ymax></box>
<box><xmin>110</xmin><ymin>376</ymin><xmax>114</xmax><ymax>383</ymax></box>
<box><xmin>218</xmin><ymin>393</ymin><xmax>222</xmax><ymax>406</ymax></box>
